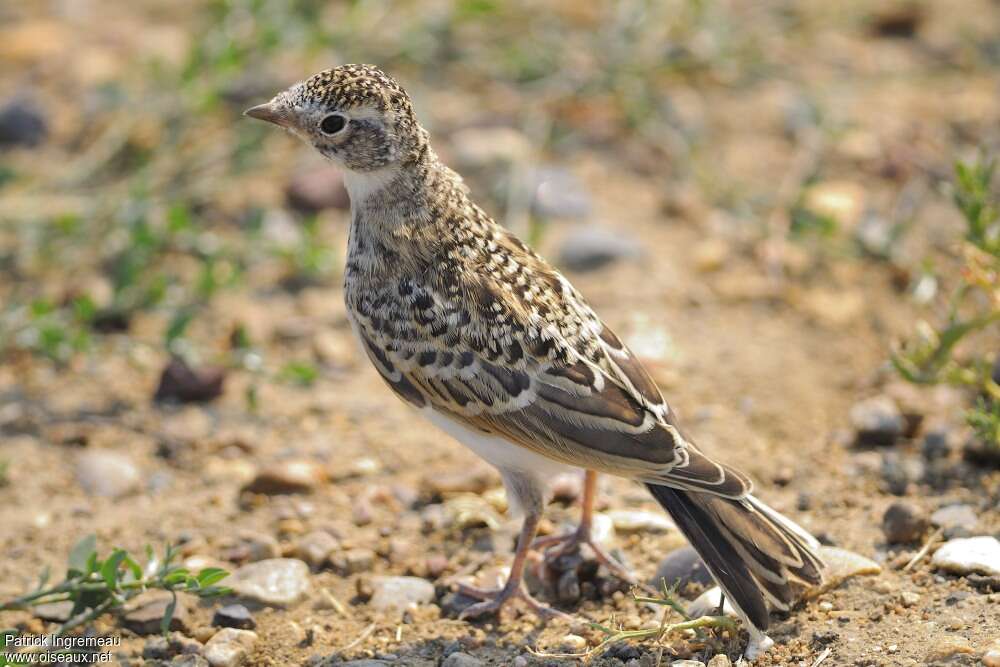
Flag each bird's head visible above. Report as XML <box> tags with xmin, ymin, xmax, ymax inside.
<box><xmin>245</xmin><ymin>64</ymin><xmax>426</xmax><ymax>176</ymax></box>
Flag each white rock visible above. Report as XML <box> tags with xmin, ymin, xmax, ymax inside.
<box><xmin>929</xmin><ymin>504</ymin><xmax>978</xmax><ymax>532</ymax></box>
<box><xmin>819</xmin><ymin>546</ymin><xmax>881</xmax><ymax>584</ymax></box>
<box><xmin>204</xmin><ymin>628</ymin><xmax>257</xmax><ymax>667</ymax></box>
<box><xmin>589</xmin><ymin>513</ymin><xmax>616</xmax><ymax>549</ymax></box>
<box><xmin>671</xmin><ymin>661</ymin><xmax>706</xmax><ymax>667</ymax></box>
<box><xmin>369</xmin><ymin>576</ymin><xmax>435</xmax><ymax>614</ymax></box>
<box><xmin>931</xmin><ymin>536</ymin><xmax>1000</xmax><ymax>577</ymax></box>
<box><xmin>687</xmin><ymin>586</ymin><xmax>738</xmax><ymax>619</ymax></box>
<box><xmin>75</xmin><ymin>450</ymin><xmax>141</xmax><ymax>498</ymax></box>
<box><xmin>229</xmin><ymin>559</ymin><xmax>310</xmax><ymax>607</ymax></box>
<box><xmin>606</xmin><ymin>509</ymin><xmax>676</xmax><ymax>533</ymax></box>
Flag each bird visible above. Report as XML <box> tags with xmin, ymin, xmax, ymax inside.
<box><xmin>245</xmin><ymin>64</ymin><xmax>824</xmax><ymax>658</ymax></box>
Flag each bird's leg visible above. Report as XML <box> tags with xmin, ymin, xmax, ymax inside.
<box><xmin>532</xmin><ymin>470</ymin><xmax>639</xmax><ymax>587</ymax></box>
<box><xmin>457</xmin><ymin>507</ymin><xmax>572</xmax><ymax>621</ymax></box>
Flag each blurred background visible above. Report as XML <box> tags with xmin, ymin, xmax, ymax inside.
<box><xmin>1</xmin><ymin>1</ymin><xmax>998</xmax><ymax>665</ymax></box>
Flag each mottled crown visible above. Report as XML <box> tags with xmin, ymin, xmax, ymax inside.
<box><xmin>299</xmin><ymin>64</ymin><xmax>411</xmax><ymax>115</ymax></box>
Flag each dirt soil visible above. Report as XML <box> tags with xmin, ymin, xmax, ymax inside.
<box><xmin>1</xmin><ymin>2</ymin><xmax>999</xmax><ymax>667</ymax></box>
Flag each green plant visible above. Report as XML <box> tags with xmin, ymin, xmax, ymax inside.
<box><xmin>0</xmin><ymin>535</ymin><xmax>230</xmax><ymax>639</ymax></box>
<box><xmin>0</xmin><ymin>459</ymin><xmax>8</xmax><ymax>487</ymax></box>
<box><xmin>892</xmin><ymin>156</ymin><xmax>1000</xmax><ymax>450</ymax></box>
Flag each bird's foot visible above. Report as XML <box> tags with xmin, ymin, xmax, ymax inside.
<box><xmin>532</xmin><ymin>525</ymin><xmax>647</xmax><ymax>591</ymax></box>
<box><xmin>455</xmin><ymin>581</ymin><xmax>573</xmax><ymax>621</ymax></box>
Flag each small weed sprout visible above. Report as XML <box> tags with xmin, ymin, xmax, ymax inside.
<box><xmin>892</xmin><ymin>157</ymin><xmax>1000</xmax><ymax>451</ymax></box>
<box><xmin>0</xmin><ymin>535</ymin><xmax>230</xmax><ymax>638</ymax></box>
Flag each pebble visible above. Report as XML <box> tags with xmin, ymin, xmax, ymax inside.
<box><xmin>32</xmin><ymin>600</ymin><xmax>74</xmax><ymax>622</ymax></box>
<box><xmin>331</xmin><ymin>548</ymin><xmax>375</xmax><ymax>575</ymax></box>
<box><xmin>243</xmin><ymin>460</ymin><xmax>326</xmax><ymax>495</ymax></box>
<box><xmin>589</xmin><ymin>512</ymin><xmax>616</xmax><ymax>549</ymax></box>
<box><xmin>203</xmin><ymin>628</ymin><xmax>258</xmax><ymax>667</ymax></box>
<box><xmin>920</xmin><ymin>425</ymin><xmax>954</xmax><ymax>460</ymax></box>
<box><xmin>671</xmin><ymin>661</ymin><xmax>706</xmax><ymax>667</ymax></box>
<box><xmin>925</xmin><ymin>635</ymin><xmax>974</xmax><ymax>662</ymax></box>
<box><xmin>294</xmin><ymin>530</ymin><xmax>340</xmax><ymax>568</ymax></box>
<box><xmin>228</xmin><ymin>558</ymin><xmax>311</xmax><ymax>607</ymax></box>
<box><xmin>929</xmin><ymin>504</ymin><xmax>978</xmax><ymax>536</ymax></box>
<box><xmin>850</xmin><ymin>395</ymin><xmax>904</xmax><ymax>446</ymax></box>
<box><xmin>212</xmin><ymin>604</ymin><xmax>255</xmax><ymax>630</ymax></box>
<box><xmin>75</xmin><ymin>449</ymin><xmax>141</xmax><ymax>498</ymax></box>
<box><xmin>898</xmin><ymin>591</ymin><xmax>920</xmax><ymax>607</ymax></box>
<box><xmin>285</xmin><ymin>166</ymin><xmax>350</xmax><ymax>213</ymax></box>
<box><xmin>880</xmin><ymin>451</ymin><xmax>925</xmax><ymax>496</ymax></box>
<box><xmin>687</xmin><ymin>586</ymin><xmax>738</xmax><ymax>618</ymax></box>
<box><xmin>818</xmin><ymin>546</ymin><xmax>882</xmax><ymax>585</ymax></box>
<box><xmin>441</xmin><ymin>652</ymin><xmax>485</xmax><ymax>667</ymax></box>
<box><xmin>650</xmin><ymin>546</ymin><xmax>713</xmax><ymax>592</ymax></box>
<box><xmin>171</xmin><ymin>656</ymin><xmax>210</xmax><ymax>667</ymax></box>
<box><xmin>422</xmin><ymin>464</ymin><xmax>499</xmax><ymax>496</ymax></box>
<box><xmin>931</xmin><ymin>536</ymin><xmax>1000</xmax><ymax>577</ymax></box>
<box><xmin>122</xmin><ymin>591</ymin><xmax>191</xmax><ymax>635</ymax></box>
<box><xmin>606</xmin><ymin>509</ymin><xmax>675</xmax><ymax>533</ymax></box>
<box><xmin>0</xmin><ymin>97</ymin><xmax>47</xmax><ymax>147</ymax></box>
<box><xmin>530</xmin><ymin>167</ymin><xmax>592</xmax><ymax>219</ymax></box>
<box><xmin>222</xmin><ymin>531</ymin><xmax>279</xmax><ymax>563</ymax></box>
<box><xmin>142</xmin><ymin>633</ymin><xmax>202</xmax><ymax>659</ymax></box>
<box><xmin>692</xmin><ymin>238</ymin><xmax>730</xmax><ymax>273</ymax></box>
<box><xmin>557</xmin><ymin>225</ymin><xmax>642</xmax><ymax>272</ymax></box>
<box><xmin>802</xmin><ymin>180</ymin><xmax>866</xmax><ymax>230</ymax></box>
<box><xmin>154</xmin><ymin>357</ymin><xmax>225</xmax><ymax>403</ymax></box>
<box><xmin>982</xmin><ymin>639</ymin><xmax>1000</xmax><ymax>667</ymax></box>
<box><xmin>881</xmin><ymin>501</ymin><xmax>927</xmax><ymax>544</ymax></box>
<box><xmin>707</xmin><ymin>656</ymin><xmax>732</xmax><ymax>667</ymax></box>
<box><xmin>560</xmin><ymin>634</ymin><xmax>587</xmax><ymax>651</ymax></box>
<box><xmin>369</xmin><ymin>576</ymin><xmax>435</xmax><ymax>614</ymax></box>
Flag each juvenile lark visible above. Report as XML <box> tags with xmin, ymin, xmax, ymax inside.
<box><xmin>247</xmin><ymin>64</ymin><xmax>823</xmax><ymax>657</ymax></box>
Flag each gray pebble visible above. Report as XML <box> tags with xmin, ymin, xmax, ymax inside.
<box><xmin>369</xmin><ymin>576</ymin><xmax>435</xmax><ymax>614</ymax></box>
<box><xmin>850</xmin><ymin>395</ymin><xmax>904</xmax><ymax>446</ymax></box>
<box><xmin>228</xmin><ymin>558</ymin><xmax>310</xmax><ymax>607</ymax></box>
<box><xmin>442</xmin><ymin>653</ymin><xmax>484</xmax><ymax>667</ymax></box>
<box><xmin>75</xmin><ymin>449</ymin><xmax>141</xmax><ymax>498</ymax></box>
<box><xmin>882</xmin><ymin>501</ymin><xmax>928</xmax><ymax>544</ymax></box>
<box><xmin>930</xmin><ymin>504</ymin><xmax>978</xmax><ymax>537</ymax></box>
<box><xmin>557</xmin><ymin>225</ymin><xmax>642</xmax><ymax>272</ymax></box>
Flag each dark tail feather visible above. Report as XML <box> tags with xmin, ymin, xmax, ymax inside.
<box><xmin>646</xmin><ymin>484</ymin><xmax>824</xmax><ymax>631</ymax></box>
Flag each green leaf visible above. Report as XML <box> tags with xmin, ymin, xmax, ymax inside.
<box><xmin>100</xmin><ymin>549</ymin><xmax>128</xmax><ymax>590</ymax></box>
<box><xmin>195</xmin><ymin>568</ymin><xmax>229</xmax><ymax>588</ymax></box>
<box><xmin>67</xmin><ymin>535</ymin><xmax>98</xmax><ymax>577</ymax></box>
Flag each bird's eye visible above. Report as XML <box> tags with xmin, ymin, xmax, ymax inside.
<box><xmin>319</xmin><ymin>114</ymin><xmax>347</xmax><ymax>135</ymax></box>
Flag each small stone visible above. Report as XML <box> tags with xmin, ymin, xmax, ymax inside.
<box><xmin>687</xmin><ymin>586</ymin><xmax>738</xmax><ymax>619</ymax></box>
<box><xmin>561</xmin><ymin>634</ymin><xmax>587</xmax><ymax>651</ymax></box>
<box><xmin>154</xmin><ymin>356</ymin><xmax>225</xmax><ymax>403</ymax></box>
<box><xmin>606</xmin><ymin>509</ymin><xmax>675</xmax><ymax>533</ymax></box>
<box><xmin>422</xmin><ymin>464</ymin><xmax>499</xmax><ymax>497</ymax></box>
<box><xmin>931</xmin><ymin>536</ymin><xmax>1000</xmax><ymax>577</ymax></box>
<box><xmin>123</xmin><ymin>591</ymin><xmax>192</xmax><ymax>635</ymax></box>
<box><xmin>212</xmin><ymin>604</ymin><xmax>255</xmax><ymax>630</ymax></box>
<box><xmin>441</xmin><ymin>652</ymin><xmax>484</xmax><ymax>667</ymax></box>
<box><xmin>982</xmin><ymin>639</ymin><xmax>1000</xmax><ymax>667</ymax></box>
<box><xmin>899</xmin><ymin>591</ymin><xmax>920</xmax><ymax>607</ymax></box>
<box><xmin>557</xmin><ymin>225</ymin><xmax>642</xmax><ymax>272</ymax></box>
<box><xmin>920</xmin><ymin>424</ymin><xmax>954</xmax><ymax>460</ymax></box>
<box><xmin>850</xmin><ymin>395</ymin><xmax>904</xmax><ymax>446</ymax></box>
<box><xmin>870</xmin><ymin>3</ymin><xmax>925</xmax><ymax>38</ymax></box>
<box><xmin>143</xmin><ymin>633</ymin><xmax>202</xmax><ymax>659</ymax></box>
<box><xmin>0</xmin><ymin>97</ymin><xmax>47</xmax><ymax>148</ymax></box>
<box><xmin>881</xmin><ymin>451</ymin><xmax>925</xmax><ymax>496</ymax></box>
<box><xmin>818</xmin><ymin>546</ymin><xmax>882</xmax><ymax>585</ymax></box>
<box><xmin>693</xmin><ymin>239</ymin><xmax>730</xmax><ymax>273</ymax></box>
<box><xmin>925</xmin><ymin>635</ymin><xmax>973</xmax><ymax>662</ymax></box>
<box><xmin>222</xmin><ymin>531</ymin><xmax>279</xmax><ymax>564</ymax></box>
<box><xmin>707</xmin><ymin>656</ymin><xmax>732</xmax><ymax>667</ymax></box>
<box><xmin>650</xmin><ymin>546</ymin><xmax>713</xmax><ymax>592</ymax></box>
<box><xmin>929</xmin><ymin>504</ymin><xmax>978</xmax><ymax>536</ymax></box>
<box><xmin>530</xmin><ymin>167</ymin><xmax>592</xmax><ymax>219</ymax></box>
<box><xmin>32</xmin><ymin>600</ymin><xmax>74</xmax><ymax>622</ymax></box>
<box><xmin>243</xmin><ymin>460</ymin><xmax>326</xmax><ymax>495</ymax></box>
<box><xmin>802</xmin><ymin>181</ymin><xmax>866</xmax><ymax>230</ymax></box>
<box><xmin>285</xmin><ymin>166</ymin><xmax>350</xmax><ymax>213</ymax></box>
<box><xmin>203</xmin><ymin>628</ymin><xmax>258</xmax><ymax>667</ymax></box>
<box><xmin>670</xmin><ymin>661</ymin><xmax>706</xmax><ymax>667</ymax></box>
<box><xmin>172</xmin><ymin>656</ymin><xmax>210</xmax><ymax>667</ymax></box>
<box><xmin>368</xmin><ymin>576</ymin><xmax>435</xmax><ymax>614</ymax></box>
<box><xmin>229</xmin><ymin>558</ymin><xmax>311</xmax><ymax>607</ymax></box>
<box><xmin>294</xmin><ymin>531</ymin><xmax>340</xmax><ymax>568</ymax></box>
<box><xmin>882</xmin><ymin>501</ymin><xmax>928</xmax><ymax>544</ymax></box>
<box><xmin>331</xmin><ymin>548</ymin><xmax>375</xmax><ymax>575</ymax></box>
<box><xmin>75</xmin><ymin>449</ymin><xmax>141</xmax><ymax>498</ymax></box>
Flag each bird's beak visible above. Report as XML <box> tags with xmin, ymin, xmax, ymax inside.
<box><xmin>244</xmin><ymin>102</ymin><xmax>288</xmax><ymax>127</ymax></box>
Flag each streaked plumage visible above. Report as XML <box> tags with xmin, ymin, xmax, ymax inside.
<box><xmin>247</xmin><ymin>64</ymin><xmax>824</xmax><ymax>658</ymax></box>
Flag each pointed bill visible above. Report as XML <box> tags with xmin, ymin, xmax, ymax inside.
<box><xmin>244</xmin><ymin>102</ymin><xmax>288</xmax><ymax>127</ymax></box>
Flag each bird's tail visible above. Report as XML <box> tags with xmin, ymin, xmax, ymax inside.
<box><xmin>646</xmin><ymin>484</ymin><xmax>824</xmax><ymax>632</ymax></box>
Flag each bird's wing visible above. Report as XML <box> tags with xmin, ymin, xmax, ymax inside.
<box><xmin>352</xmin><ymin>262</ymin><xmax>752</xmax><ymax>499</ymax></box>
